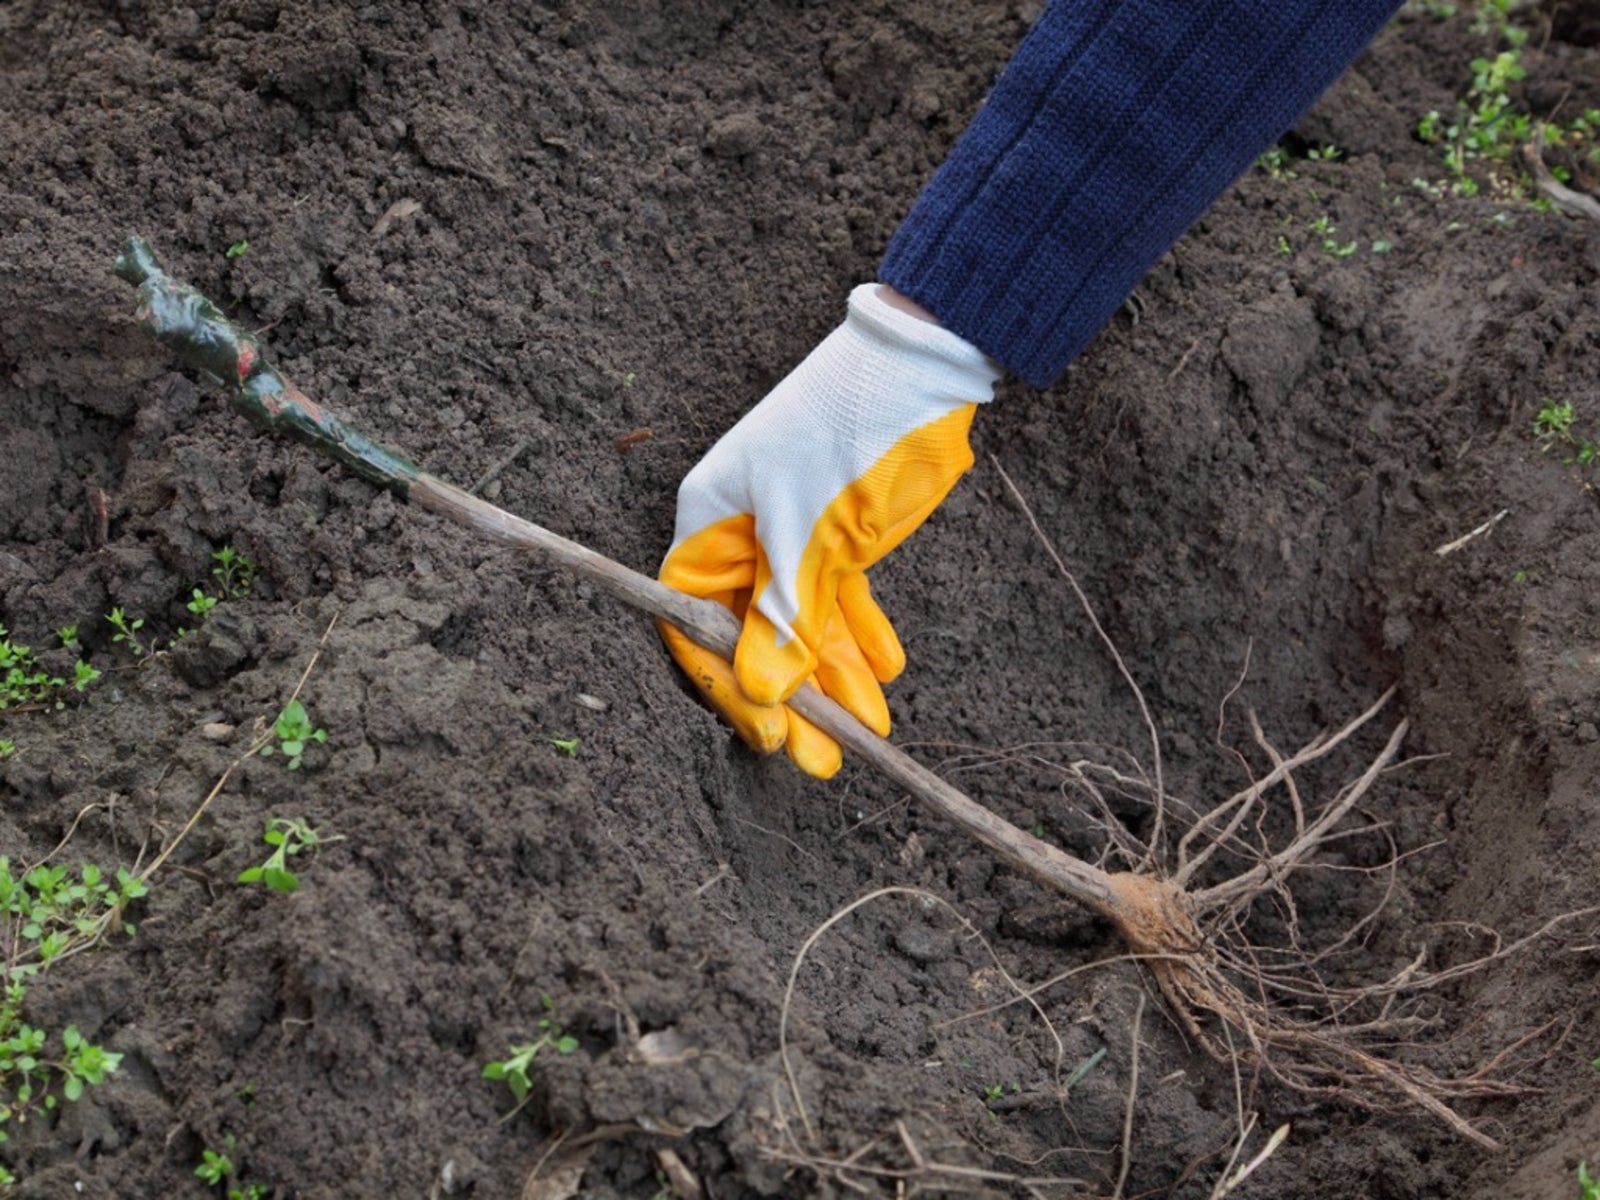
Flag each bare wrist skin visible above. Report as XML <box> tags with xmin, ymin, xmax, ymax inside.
<box><xmin>877</xmin><ymin>284</ymin><xmax>942</xmax><ymax>326</ymax></box>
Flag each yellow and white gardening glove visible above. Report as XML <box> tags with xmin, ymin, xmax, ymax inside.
<box><xmin>659</xmin><ymin>283</ymin><xmax>1001</xmax><ymax>779</ymax></box>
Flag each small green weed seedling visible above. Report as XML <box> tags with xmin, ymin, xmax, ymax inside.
<box><xmin>186</xmin><ymin>588</ymin><xmax>219</xmax><ymax>621</ymax></box>
<box><xmin>1</xmin><ymin>857</ymin><xmax>149</xmax><ymax>974</ymax></box>
<box><xmin>238</xmin><ymin>818</ymin><xmax>342</xmax><ymax>894</ymax></box>
<box><xmin>225</xmin><ymin>239</ymin><xmax>250</xmax><ymax>260</ymax></box>
<box><xmin>1411</xmin><ymin>29</ymin><xmax>1596</xmax><ymax>204</ymax></box>
<box><xmin>109</xmin><ymin>544</ymin><xmax>254</xmax><ymax>648</ymax></box>
<box><xmin>1</xmin><ymin>629</ymin><xmax>61</xmax><ymax>709</ymax></box>
<box><xmin>482</xmin><ymin>994</ymin><xmax>580</xmax><ymax>1106</ymax></box>
<box><xmin>1533</xmin><ymin>401</ymin><xmax>1598</xmax><ymax>466</ymax></box>
<box><xmin>176</xmin><ymin>587</ymin><xmax>218</xmax><ymax>639</ymax></box>
<box><xmin>211</xmin><ymin>546</ymin><xmax>255</xmax><ymax>599</ymax></box>
<box><xmin>1</xmin><ymin>625</ymin><xmax>98</xmax><ymax>712</ymax></box>
<box><xmin>0</xmin><ymin>742</ymin><xmax>14</xmax><ymax>762</ymax></box>
<box><xmin>1469</xmin><ymin>0</ymin><xmax>1527</xmax><ymax>41</ymax></box>
<box><xmin>1255</xmin><ymin>147</ymin><xmax>1297</xmax><ymax>180</ymax></box>
<box><xmin>1308</xmin><ymin>214</ymin><xmax>1359</xmax><ymax>258</ymax></box>
<box><xmin>1417</xmin><ymin>48</ymin><xmax>1529</xmax><ymax>196</ymax></box>
<box><xmin>0</xmin><ymin>1015</ymin><xmax>122</xmax><ymax>1124</ymax></box>
<box><xmin>2</xmin><ymin>856</ymin><xmax>143</xmax><ymax>1179</ymax></box>
<box><xmin>548</xmin><ymin>734</ymin><xmax>580</xmax><ymax>758</ymax></box>
<box><xmin>1580</xmin><ymin>1162</ymin><xmax>1598</xmax><ymax>1200</ymax></box>
<box><xmin>195</xmin><ymin>1133</ymin><xmax>271</xmax><ymax>1198</ymax></box>
<box><xmin>259</xmin><ymin>700</ymin><xmax>327</xmax><ymax>771</ymax></box>
<box><xmin>195</xmin><ymin>1145</ymin><xmax>233</xmax><ymax>1186</ymax></box>
<box><xmin>179</xmin><ymin>545</ymin><xmax>256</xmax><ymax>638</ymax></box>
<box><xmin>105</xmin><ymin>607</ymin><xmax>156</xmax><ymax>660</ymax></box>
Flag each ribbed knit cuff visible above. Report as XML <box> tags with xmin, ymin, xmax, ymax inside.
<box><xmin>880</xmin><ymin>0</ymin><xmax>1402</xmax><ymax>389</ymax></box>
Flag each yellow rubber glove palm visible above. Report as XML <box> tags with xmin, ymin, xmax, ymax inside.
<box><xmin>659</xmin><ymin>284</ymin><xmax>1000</xmax><ymax>778</ymax></box>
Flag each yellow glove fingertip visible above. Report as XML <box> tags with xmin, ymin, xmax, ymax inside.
<box><xmin>785</xmin><ymin>705</ymin><xmax>843</xmax><ymax>780</ymax></box>
<box><xmin>836</xmin><ymin>574</ymin><xmax>906</xmax><ymax>684</ymax></box>
<box><xmin>658</xmin><ymin>621</ymin><xmax>789</xmax><ymax>755</ymax></box>
<box><xmin>734</xmin><ymin>614</ymin><xmax>818</xmax><ymax>707</ymax></box>
<box><xmin>814</xmin><ymin>607</ymin><xmax>892</xmax><ymax>737</ymax></box>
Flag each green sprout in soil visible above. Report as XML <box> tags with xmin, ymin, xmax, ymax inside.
<box><xmin>1533</xmin><ymin>400</ymin><xmax>1598</xmax><ymax>466</ymax></box>
<box><xmin>105</xmin><ymin>607</ymin><xmax>156</xmax><ymax>660</ymax></box>
<box><xmin>1</xmin><ymin>626</ymin><xmax>94</xmax><ymax>711</ymax></box>
<box><xmin>1</xmin><ymin>858</ymin><xmax>148</xmax><ymax>971</ymax></box>
<box><xmin>1427</xmin><ymin>49</ymin><xmax>1529</xmax><ymax>192</ymax></box>
<box><xmin>0</xmin><ymin>1017</ymin><xmax>121</xmax><ymax>1131</ymax></box>
<box><xmin>225</xmin><ymin>239</ymin><xmax>250</xmax><ymax>260</ymax></box>
<box><xmin>1468</xmin><ymin>0</ymin><xmax>1525</xmax><ymax>40</ymax></box>
<box><xmin>258</xmin><ymin>700</ymin><xmax>327</xmax><ymax>771</ymax></box>
<box><xmin>195</xmin><ymin>1146</ymin><xmax>234</xmax><ymax>1186</ymax></box>
<box><xmin>0</xmin><ymin>742</ymin><xmax>13</xmax><ymax>762</ymax></box>
<box><xmin>980</xmin><ymin>1080</ymin><xmax>1021</xmax><ymax>1103</ymax></box>
<box><xmin>548</xmin><ymin>734</ymin><xmax>580</xmax><ymax>758</ymax></box>
<box><xmin>238</xmin><ymin>818</ymin><xmax>341</xmax><ymax>894</ymax></box>
<box><xmin>2</xmin><ymin>857</ymin><xmax>145</xmax><ymax>1181</ymax></box>
<box><xmin>180</xmin><ymin>545</ymin><xmax>255</xmax><ymax>637</ymax></box>
<box><xmin>1581</xmin><ymin>1162</ymin><xmax>1599</xmax><ymax>1200</ymax></box>
<box><xmin>482</xmin><ymin>994</ymin><xmax>580</xmax><ymax>1106</ymax></box>
<box><xmin>195</xmin><ymin>1133</ymin><xmax>270</xmax><ymax>1199</ymax></box>
<box><xmin>211</xmin><ymin>545</ymin><xmax>255</xmax><ymax>599</ymax></box>
<box><xmin>1308</xmin><ymin>214</ymin><xmax>1359</xmax><ymax>258</ymax></box>
<box><xmin>1413</xmin><ymin>25</ymin><xmax>1599</xmax><ymax>204</ymax></box>
<box><xmin>1536</xmin><ymin>108</ymin><xmax>1600</xmax><ymax>186</ymax></box>
<box><xmin>1255</xmin><ymin>147</ymin><xmax>1297</xmax><ymax>180</ymax></box>
<box><xmin>110</xmin><ymin>544</ymin><xmax>254</xmax><ymax>647</ymax></box>
<box><xmin>187</xmin><ymin>588</ymin><xmax>219</xmax><ymax>622</ymax></box>
<box><xmin>176</xmin><ymin>586</ymin><xmax>218</xmax><ymax>639</ymax></box>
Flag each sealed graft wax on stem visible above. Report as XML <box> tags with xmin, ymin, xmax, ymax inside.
<box><xmin>114</xmin><ymin>236</ymin><xmax>421</xmax><ymax>494</ymax></box>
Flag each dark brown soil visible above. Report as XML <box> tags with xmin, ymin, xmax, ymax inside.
<box><xmin>3</xmin><ymin>2</ymin><xmax>1599</xmax><ymax>1197</ymax></box>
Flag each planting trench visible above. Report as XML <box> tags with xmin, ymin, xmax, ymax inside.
<box><xmin>1</xmin><ymin>2</ymin><xmax>1599</xmax><ymax>1197</ymax></box>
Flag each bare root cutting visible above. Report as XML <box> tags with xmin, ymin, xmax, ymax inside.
<box><xmin>962</xmin><ymin>459</ymin><xmax>1587</xmax><ymax>1152</ymax></box>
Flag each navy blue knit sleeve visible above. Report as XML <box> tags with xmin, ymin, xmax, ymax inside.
<box><xmin>879</xmin><ymin>0</ymin><xmax>1402</xmax><ymax>388</ymax></box>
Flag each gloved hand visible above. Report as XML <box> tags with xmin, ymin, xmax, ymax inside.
<box><xmin>659</xmin><ymin>283</ymin><xmax>1001</xmax><ymax>778</ymax></box>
